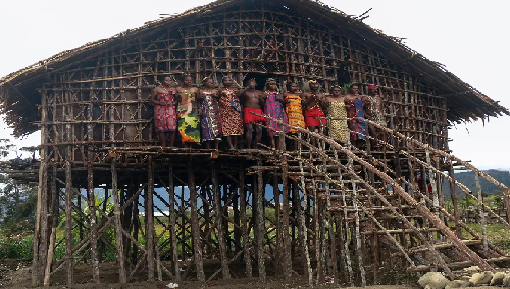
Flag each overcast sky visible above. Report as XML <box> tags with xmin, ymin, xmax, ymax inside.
<box><xmin>0</xmin><ymin>0</ymin><xmax>508</xmax><ymax>169</ymax></box>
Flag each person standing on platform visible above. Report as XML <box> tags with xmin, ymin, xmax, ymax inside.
<box><xmin>264</xmin><ymin>78</ymin><xmax>288</xmax><ymax>149</ymax></box>
<box><xmin>302</xmin><ymin>80</ymin><xmax>327</xmax><ymax>146</ymax></box>
<box><xmin>364</xmin><ymin>84</ymin><xmax>387</xmax><ymax>147</ymax></box>
<box><xmin>218</xmin><ymin>76</ymin><xmax>243</xmax><ymax>149</ymax></box>
<box><xmin>239</xmin><ymin>78</ymin><xmax>266</xmax><ymax>149</ymax></box>
<box><xmin>326</xmin><ymin>85</ymin><xmax>349</xmax><ymax>144</ymax></box>
<box><xmin>344</xmin><ymin>83</ymin><xmax>367</xmax><ymax>148</ymax></box>
<box><xmin>283</xmin><ymin>82</ymin><xmax>305</xmax><ymax>150</ymax></box>
<box><xmin>176</xmin><ymin>75</ymin><xmax>201</xmax><ymax>147</ymax></box>
<box><xmin>150</xmin><ymin>76</ymin><xmax>179</xmax><ymax>147</ymax></box>
<box><xmin>198</xmin><ymin>77</ymin><xmax>222</xmax><ymax>150</ymax></box>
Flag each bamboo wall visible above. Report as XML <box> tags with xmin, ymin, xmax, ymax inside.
<box><xmin>37</xmin><ymin>1</ymin><xmax>448</xmax><ymax>167</ymax></box>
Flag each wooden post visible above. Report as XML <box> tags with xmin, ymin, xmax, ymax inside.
<box><xmin>475</xmin><ymin>174</ymin><xmax>488</xmax><ymax>253</ymax></box>
<box><xmin>212</xmin><ymin>167</ymin><xmax>231</xmax><ymax>279</ymax></box>
<box><xmin>112</xmin><ymin>160</ymin><xmax>127</xmax><ymax>283</ymax></box>
<box><xmin>256</xmin><ymin>159</ymin><xmax>266</xmax><ymax>281</ymax></box>
<box><xmin>281</xmin><ymin>145</ymin><xmax>292</xmax><ymax>280</ymax></box>
<box><xmin>43</xmin><ymin>165</ymin><xmax>58</xmax><ymax>287</ymax></box>
<box><xmin>447</xmin><ymin>161</ymin><xmax>461</xmax><ymax>236</ymax></box>
<box><xmin>147</xmin><ymin>157</ymin><xmax>156</xmax><ymax>281</ymax></box>
<box><xmin>239</xmin><ymin>165</ymin><xmax>253</xmax><ymax>278</ymax></box>
<box><xmin>189</xmin><ymin>161</ymin><xmax>205</xmax><ymax>282</ymax></box>
<box><xmin>273</xmin><ymin>175</ymin><xmax>281</xmax><ymax>276</ymax></box>
<box><xmin>88</xmin><ymin>154</ymin><xmax>100</xmax><ymax>282</ymax></box>
<box><xmin>64</xmin><ymin>157</ymin><xmax>73</xmax><ymax>285</ymax></box>
<box><xmin>168</xmin><ymin>162</ymin><xmax>181</xmax><ymax>280</ymax></box>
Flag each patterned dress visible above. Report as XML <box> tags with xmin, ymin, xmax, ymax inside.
<box><xmin>200</xmin><ymin>91</ymin><xmax>222</xmax><ymax>141</ymax></box>
<box><xmin>328</xmin><ymin>101</ymin><xmax>349</xmax><ymax>143</ymax></box>
<box><xmin>346</xmin><ymin>98</ymin><xmax>366</xmax><ymax>140</ymax></box>
<box><xmin>285</xmin><ymin>94</ymin><xmax>305</xmax><ymax>133</ymax></box>
<box><xmin>177</xmin><ymin>90</ymin><xmax>201</xmax><ymax>144</ymax></box>
<box><xmin>365</xmin><ymin>95</ymin><xmax>387</xmax><ymax>126</ymax></box>
<box><xmin>219</xmin><ymin>89</ymin><xmax>243</xmax><ymax>136</ymax></box>
<box><xmin>154</xmin><ymin>89</ymin><xmax>177</xmax><ymax>132</ymax></box>
<box><xmin>264</xmin><ymin>92</ymin><xmax>288</xmax><ymax>136</ymax></box>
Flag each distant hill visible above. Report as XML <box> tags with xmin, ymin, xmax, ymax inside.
<box><xmin>443</xmin><ymin>169</ymin><xmax>510</xmax><ymax>196</ymax></box>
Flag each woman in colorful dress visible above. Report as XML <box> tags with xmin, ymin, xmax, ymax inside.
<box><xmin>283</xmin><ymin>81</ymin><xmax>305</xmax><ymax>150</ymax></box>
<box><xmin>176</xmin><ymin>75</ymin><xmax>201</xmax><ymax>147</ymax></box>
<box><xmin>198</xmin><ymin>77</ymin><xmax>222</xmax><ymax>149</ymax></box>
<box><xmin>264</xmin><ymin>78</ymin><xmax>288</xmax><ymax>150</ymax></box>
<box><xmin>326</xmin><ymin>85</ymin><xmax>349</xmax><ymax>144</ymax></box>
<box><xmin>218</xmin><ymin>77</ymin><xmax>243</xmax><ymax>149</ymax></box>
<box><xmin>344</xmin><ymin>83</ymin><xmax>367</xmax><ymax>148</ymax></box>
<box><xmin>364</xmin><ymin>84</ymin><xmax>387</xmax><ymax>147</ymax></box>
<box><xmin>150</xmin><ymin>76</ymin><xmax>178</xmax><ymax>147</ymax></box>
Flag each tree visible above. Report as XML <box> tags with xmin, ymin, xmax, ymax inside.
<box><xmin>0</xmin><ymin>139</ymin><xmax>39</xmax><ymax>233</ymax></box>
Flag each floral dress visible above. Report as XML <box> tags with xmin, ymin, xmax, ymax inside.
<box><xmin>328</xmin><ymin>101</ymin><xmax>349</xmax><ymax>143</ymax></box>
<box><xmin>154</xmin><ymin>89</ymin><xmax>177</xmax><ymax>132</ymax></box>
<box><xmin>346</xmin><ymin>98</ymin><xmax>366</xmax><ymax>140</ymax></box>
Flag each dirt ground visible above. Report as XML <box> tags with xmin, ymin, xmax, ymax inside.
<box><xmin>0</xmin><ymin>259</ymin><xmax>494</xmax><ymax>289</ymax></box>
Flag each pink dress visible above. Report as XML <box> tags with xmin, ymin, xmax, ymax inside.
<box><xmin>154</xmin><ymin>89</ymin><xmax>177</xmax><ymax>132</ymax></box>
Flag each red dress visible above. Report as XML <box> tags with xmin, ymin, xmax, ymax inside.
<box><xmin>154</xmin><ymin>89</ymin><xmax>176</xmax><ymax>132</ymax></box>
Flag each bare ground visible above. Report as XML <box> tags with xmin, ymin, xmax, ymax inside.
<box><xmin>0</xmin><ymin>260</ymin><xmax>491</xmax><ymax>289</ymax></box>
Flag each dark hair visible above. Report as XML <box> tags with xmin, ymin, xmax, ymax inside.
<box><xmin>286</xmin><ymin>82</ymin><xmax>296</xmax><ymax>91</ymax></box>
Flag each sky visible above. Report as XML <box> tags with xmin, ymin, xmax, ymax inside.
<box><xmin>0</xmin><ymin>0</ymin><xmax>508</xmax><ymax>169</ymax></box>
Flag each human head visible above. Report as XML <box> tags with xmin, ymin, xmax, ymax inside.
<box><xmin>222</xmin><ymin>76</ymin><xmax>233</xmax><ymax>87</ymax></box>
<box><xmin>203</xmin><ymin>77</ymin><xmax>214</xmax><ymax>88</ymax></box>
<box><xmin>368</xmin><ymin>84</ymin><xmax>379</xmax><ymax>96</ymax></box>
<box><xmin>330</xmin><ymin>85</ymin><xmax>342</xmax><ymax>97</ymax></box>
<box><xmin>349</xmin><ymin>83</ymin><xmax>359</xmax><ymax>95</ymax></box>
<box><xmin>309</xmin><ymin>80</ymin><xmax>319</xmax><ymax>92</ymax></box>
<box><xmin>247</xmin><ymin>78</ymin><xmax>257</xmax><ymax>89</ymax></box>
<box><xmin>161</xmin><ymin>76</ymin><xmax>174</xmax><ymax>87</ymax></box>
<box><xmin>265</xmin><ymin>78</ymin><xmax>277</xmax><ymax>92</ymax></box>
<box><xmin>183</xmin><ymin>75</ymin><xmax>193</xmax><ymax>87</ymax></box>
<box><xmin>286</xmin><ymin>82</ymin><xmax>298</xmax><ymax>93</ymax></box>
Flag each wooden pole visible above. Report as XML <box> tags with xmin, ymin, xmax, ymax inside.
<box><xmin>43</xmin><ymin>165</ymin><xmax>58</xmax><ymax>287</ymax></box>
<box><xmin>239</xmin><ymin>164</ymin><xmax>252</xmax><ymax>278</ymax></box>
<box><xmin>189</xmin><ymin>160</ymin><xmax>205</xmax><ymax>282</ymax></box>
<box><xmin>474</xmin><ymin>174</ymin><xmax>488</xmax><ymax>253</ymax></box>
<box><xmin>111</xmin><ymin>160</ymin><xmax>127</xmax><ymax>283</ymax></box>
<box><xmin>297</xmin><ymin>132</ymin><xmax>313</xmax><ymax>285</ymax></box>
<box><xmin>64</xmin><ymin>157</ymin><xmax>73</xmax><ymax>285</ymax></box>
<box><xmin>212</xmin><ymin>167</ymin><xmax>231</xmax><ymax>279</ymax></box>
<box><xmin>147</xmin><ymin>156</ymin><xmax>156</xmax><ymax>281</ymax></box>
<box><xmin>273</xmin><ymin>174</ymin><xmax>281</xmax><ymax>276</ymax></box>
<box><xmin>88</xmin><ymin>154</ymin><xmax>100</xmax><ymax>282</ymax></box>
<box><xmin>168</xmin><ymin>162</ymin><xmax>181</xmax><ymax>280</ymax></box>
<box><xmin>256</xmin><ymin>159</ymin><xmax>266</xmax><ymax>281</ymax></box>
<box><xmin>281</xmin><ymin>132</ymin><xmax>292</xmax><ymax>280</ymax></box>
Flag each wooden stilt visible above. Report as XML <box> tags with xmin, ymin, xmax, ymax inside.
<box><xmin>112</xmin><ymin>160</ymin><xmax>127</xmax><ymax>283</ymax></box>
<box><xmin>474</xmin><ymin>174</ymin><xmax>488</xmax><ymax>253</ymax></box>
<box><xmin>212</xmin><ymin>167</ymin><xmax>231</xmax><ymax>279</ymax></box>
<box><xmin>282</xmin><ymin>160</ymin><xmax>292</xmax><ymax>279</ymax></box>
<box><xmin>43</xmin><ymin>165</ymin><xmax>58</xmax><ymax>287</ymax></box>
<box><xmin>147</xmin><ymin>156</ymin><xmax>156</xmax><ymax>281</ymax></box>
<box><xmin>239</xmin><ymin>165</ymin><xmax>252</xmax><ymax>278</ymax></box>
<box><xmin>189</xmin><ymin>160</ymin><xmax>205</xmax><ymax>282</ymax></box>
<box><xmin>64</xmin><ymin>158</ymin><xmax>73</xmax><ymax>285</ymax></box>
<box><xmin>88</xmin><ymin>155</ymin><xmax>100</xmax><ymax>282</ymax></box>
<box><xmin>168</xmin><ymin>162</ymin><xmax>181</xmax><ymax>280</ymax></box>
<box><xmin>273</xmin><ymin>174</ymin><xmax>281</xmax><ymax>276</ymax></box>
<box><xmin>256</xmin><ymin>159</ymin><xmax>266</xmax><ymax>281</ymax></box>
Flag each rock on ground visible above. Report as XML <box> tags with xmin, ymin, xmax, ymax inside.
<box><xmin>418</xmin><ymin>272</ymin><xmax>449</xmax><ymax>289</ymax></box>
<box><xmin>503</xmin><ymin>273</ymin><xmax>510</xmax><ymax>287</ymax></box>
<box><xmin>490</xmin><ymin>271</ymin><xmax>506</xmax><ymax>286</ymax></box>
<box><xmin>445</xmin><ymin>279</ymin><xmax>471</xmax><ymax>289</ymax></box>
<box><xmin>469</xmin><ymin>271</ymin><xmax>493</xmax><ymax>286</ymax></box>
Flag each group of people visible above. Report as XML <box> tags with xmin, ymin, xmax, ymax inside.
<box><xmin>150</xmin><ymin>75</ymin><xmax>386</xmax><ymax>150</ymax></box>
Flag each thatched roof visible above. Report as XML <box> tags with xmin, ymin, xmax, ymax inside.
<box><xmin>1</xmin><ymin>0</ymin><xmax>508</xmax><ymax>137</ymax></box>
